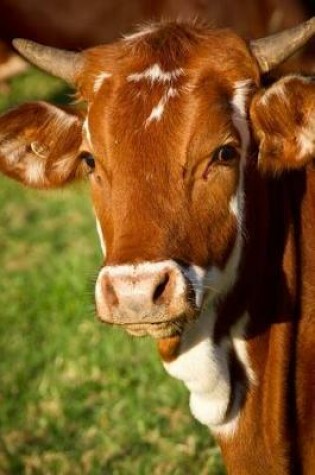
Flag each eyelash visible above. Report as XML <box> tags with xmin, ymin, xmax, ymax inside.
<box><xmin>80</xmin><ymin>152</ymin><xmax>95</xmax><ymax>171</ymax></box>
<box><xmin>202</xmin><ymin>145</ymin><xmax>240</xmax><ymax>179</ymax></box>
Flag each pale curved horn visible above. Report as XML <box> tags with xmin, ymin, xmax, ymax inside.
<box><xmin>12</xmin><ymin>39</ymin><xmax>83</xmax><ymax>84</ymax></box>
<box><xmin>250</xmin><ymin>17</ymin><xmax>315</xmax><ymax>73</ymax></box>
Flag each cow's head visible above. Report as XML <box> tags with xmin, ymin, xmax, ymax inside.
<box><xmin>1</xmin><ymin>19</ymin><xmax>314</xmax><ymax>352</ymax></box>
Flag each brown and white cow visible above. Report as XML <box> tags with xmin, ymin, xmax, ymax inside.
<box><xmin>0</xmin><ymin>18</ymin><xmax>315</xmax><ymax>474</ymax></box>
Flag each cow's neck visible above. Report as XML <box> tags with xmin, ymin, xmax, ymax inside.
<box><xmin>164</xmin><ymin>166</ymin><xmax>304</xmax><ymax>444</ymax></box>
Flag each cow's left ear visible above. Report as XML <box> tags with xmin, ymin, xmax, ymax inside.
<box><xmin>250</xmin><ymin>76</ymin><xmax>315</xmax><ymax>174</ymax></box>
<box><xmin>0</xmin><ymin>101</ymin><xmax>87</xmax><ymax>188</ymax></box>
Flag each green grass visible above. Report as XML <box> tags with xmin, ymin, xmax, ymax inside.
<box><xmin>0</xmin><ymin>68</ymin><xmax>225</xmax><ymax>474</ymax></box>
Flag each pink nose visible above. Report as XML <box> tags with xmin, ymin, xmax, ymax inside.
<box><xmin>95</xmin><ymin>261</ymin><xmax>187</xmax><ymax>325</ymax></box>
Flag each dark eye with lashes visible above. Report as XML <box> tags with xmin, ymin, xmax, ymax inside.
<box><xmin>203</xmin><ymin>145</ymin><xmax>239</xmax><ymax>179</ymax></box>
<box><xmin>80</xmin><ymin>152</ymin><xmax>95</xmax><ymax>171</ymax></box>
<box><xmin>213</xmin><ymin>145</ymin><xmax>239</xmax><ymax>163</ymax></box>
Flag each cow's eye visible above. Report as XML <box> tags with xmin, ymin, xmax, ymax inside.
<box><xmin>213</xmin><ymin>145</ymin><xmax>239</xmax><ymax>164</ymax></box>
<box><xmin>202</xmin><ymin>145</ymin><xmax>239</xmax><ymax>180</ymax></box>
<box><xmin>80</xmin><ymin>152</ymin><xmax>95</xmax><ymax>170</ymax></box>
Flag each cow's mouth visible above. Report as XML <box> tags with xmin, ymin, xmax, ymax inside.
<box><xmin>119</xmin><ymin>319</ymin><xmax>186</xmax><ymax>338</ymax></box>
<box><xmin>97</xmin><ymin>313</ymin><xmax>192</xmax><ymax>339</ymax></box>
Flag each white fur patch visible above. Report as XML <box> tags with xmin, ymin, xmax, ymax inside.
<box><xmin>183</xmin><ymin>265</ymin><xmax>206</xmax><ymax>308</ymax></box>
<box><xmin>298</xmin><ymin>117</ymin><xmax>315</xmax><ymax>158</ymax></box>
<box><xmin>164</xmin><ymin>309</ymin><xmax>254</xmax><ymax>437</ymax></box>
<box><xmin>127</xmin><ymin>64</ymin><xmax>183</xmax><ymax>84</ymax></box>
<box><xmin>260</xmin><ymin>81</ymin><xmax>289</xmax><ymax>107</ymax></box>
<box><xmin>83</xmin><ymin>118</ymin><xmax>93</xmax><ymax>149</ymax></box>
<box><xmin>145</xmin><ymin>87</ymin><xmax>178</xmax><ymax>126</ymax></box>
<box><xmin>93</xmin><ymin>72</ymin><xmax>112</xmax><ymax>94</ymax></box>
<box><xmin>95</xmin><ymin>217</ymin><xmax>106</xmax><ymax>257</ymax></box>
<box><xmin>0</xmin><ymin>138</ymin><xmax>23</xmax><ymax>165</ymax></box>
<box><xmin>25</xmin><ymin>158</ymin><xmax>46</xmax><ymax>184</ymax></box>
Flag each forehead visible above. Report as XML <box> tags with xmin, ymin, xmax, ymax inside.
<box><xmin>85</xmin><ymin>23</ymin><xmax>258</xmax><ymax>159</ymax></box>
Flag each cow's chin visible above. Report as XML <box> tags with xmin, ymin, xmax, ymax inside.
<box><xmin>98</xmin><ymin>310</ymin><xmax>197</xmax><ymax>339</ymax></box>
<box><xmin>123</xmin><ymin>320</ymin><xmax>185</xmax><ymax>339</ymax></box>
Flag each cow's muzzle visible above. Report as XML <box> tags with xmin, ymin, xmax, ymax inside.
<box><xmin>95</xmin><ymin>261</ymin><xmax>197</xmax><ymax>338</ymax></box>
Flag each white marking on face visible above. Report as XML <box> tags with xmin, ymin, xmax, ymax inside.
<box><xmin>127</xmin><ymin>64</ymin><xmax>183</xmax><ymax>84</ymax></box>
<box><xmin>93</xmin><ymin>72</ymin><xmax>112</xmax><ymax>94</ymax></box>
<box><xmin>83</xmin><ymin>118</ymin><xmax>92</xmax><ymax>149</ymax></box>
<box><xmin>164</xmin><ymin>80</ymin><xmax>254</xmax><ymax>437</ymax></box>
<box><xmin>183</xmin><ymin>265</ymin><xmax>206</xmax><ymax>308</ymax></box>
<box><xmin>229</xmin><ymin>194</ymin><xmax>239</xmax><ymax>217</ymax></box>
<box><xmin>95</xmin><ymin>217</ymin><xmax>106</xmax><ymax>257</ymax></box>
<box><xmin>145</xmin><ymin>87</ymin><xmax>178</xmax><ymax>126</ymax></box>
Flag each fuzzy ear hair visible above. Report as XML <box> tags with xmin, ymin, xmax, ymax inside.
<box><xmin>250</xmin><ymin>76</ymin><xmax>315</xmax><ymax>174</ymax></box>
<box><xmin>0</xmin><ymin>101</ymin><xmax>86</xmax><ymax>188</ymax></box>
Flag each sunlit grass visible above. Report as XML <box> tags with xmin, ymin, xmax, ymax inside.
<box><xmin>0</xmin><ymin>68</ymin><xmax>225</xmax><ymax>474</ymax></box>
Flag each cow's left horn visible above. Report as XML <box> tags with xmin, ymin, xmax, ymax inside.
<box><xmin>12</xmin><ymin>39</ymin><xmax>83</xmax><ymax>84</ymax></box>
<box><xmin>250</xmin><ymin>17</ymin><xmax>315</xmax><ymax>73</ymax></box>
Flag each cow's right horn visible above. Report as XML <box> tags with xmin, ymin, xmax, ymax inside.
<box><xmin>12</xmin><ymin>39</ymin><xmax>83</xmax><ymax>85</ymax></box>
<box><xmin>250</xmin><ymin>17</ymin><xmax>315</xmax><ymax>73</ymax></box>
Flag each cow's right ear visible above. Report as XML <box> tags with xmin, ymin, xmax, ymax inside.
<box><xmin>0</xmin><ymin>101</ymin><xmax>88</xmax><ymax>188</ymax></box>
<box><xmin>250</xmin><ymin>76</ymin><xmax>315</xmax><ymax>174</ymax></box>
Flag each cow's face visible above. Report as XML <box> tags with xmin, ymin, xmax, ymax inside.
<box><xmin>1</xmin><ymin>21</ymin><xmax>314</xmax><ymax>344</ymax></box>
<box><xmin>83</xmin><ymin>26</ymin><xmax>259</xmax><ymax>338</ymax></box>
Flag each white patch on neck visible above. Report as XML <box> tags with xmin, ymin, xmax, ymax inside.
<box><xmin>93</xmin><ymin>72</ymin><xmax>112</xmax><ymax>94</ymax></box>
<box><xmin>145</xmin><ymin>87</ymin><xmax>178</xmax><ymax>126</ymax></box>
<box><xmin>164</xmin><ymin>308</ymin><xmax>254</xmax><ymax>436</ymax></box>
<box><xmin>127</xmin><ymin>64</ymin><xmax>183</xmax><ymax>84</ymax></box>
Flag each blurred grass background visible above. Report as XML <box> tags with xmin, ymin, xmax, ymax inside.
<box><xmin>0</xmin><ymin>68</ymin><xmax>225</xmax><ymax>474</ymax></box>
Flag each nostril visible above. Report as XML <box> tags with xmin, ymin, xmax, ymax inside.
<box><xmin>153</xmin><ymin>272</ymin><xmax>170</xmax><ymax>304</ymax></box>
<box><xmin>102</xmin><ymin>276</ymin><xmax>119</xmax><ymax>308</ymax></box>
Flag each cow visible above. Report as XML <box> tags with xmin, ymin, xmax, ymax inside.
<box><xmin>0</xmin><ymin>17</ymin><xmax>314</xmax><ymax>474</ymax></box>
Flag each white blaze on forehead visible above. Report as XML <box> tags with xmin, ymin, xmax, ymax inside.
<box><xmin>93</xmin><ymin>72</ymin><xmax>112</xmax><ymax>94</ymax></box>
<box><xmin>127</xmin><ymin>63</ymin><xmax>183</xmax><ymax>84</ymax></box>
<box><xmin>145</xmin><ymin>87</ymin><xmax>178</xmax><ymax>126</ymax></box>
